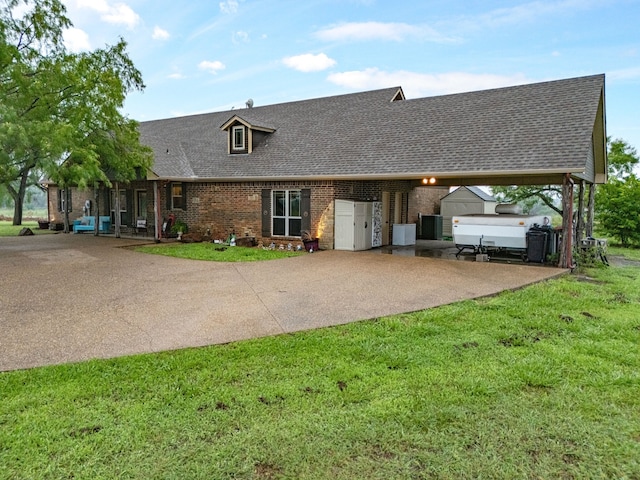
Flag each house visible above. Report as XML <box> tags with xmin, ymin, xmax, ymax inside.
<box><xmin>46</xmin><ymin>74</ymin><xmax>606</xmax><ymax>264</ymax></box>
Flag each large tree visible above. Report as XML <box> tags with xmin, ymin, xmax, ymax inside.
<box><xmin>595</xmin><ymin>139</ymin><xmax>640</xmax><ymax>246</ymax></box>
<box><xmin>490</xmin><ymin>184</ymin><xmax>562</xmax><ymax>215</ymax></box>
<box><xmin>0</xmin><ymin>0</ymin><xmax>152</xmax><ymax>226</ymax></box>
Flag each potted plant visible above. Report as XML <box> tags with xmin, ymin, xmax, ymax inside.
<box><xmin>170</xmin><ymin>219</ymin><xmax>188</xmax><ymax>239</ymax></box>
<box><xmin>37</xmin><ymin>219</ymin><xmax>50</xmax><ymax>230</ymax></box>
<box><xmin>301</xmin><ymin>230</ymin><xmax>318</xmax><ymax>252</ymax></box>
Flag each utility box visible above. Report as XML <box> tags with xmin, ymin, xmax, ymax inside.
<box><xmin>418</xmin><ymin>214</ymin><xmax>443</xmax><ymax>240</ymax></box>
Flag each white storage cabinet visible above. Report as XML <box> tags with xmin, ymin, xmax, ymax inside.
<box><xmin>334</xmin><ymin>199</ymin><xmax>381</xmax><ymax>251</ymax></box>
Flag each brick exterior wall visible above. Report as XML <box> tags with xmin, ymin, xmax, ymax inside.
<box><xmin>159</xmin><ymin>179</ymin><xmax>430</xmax><ymax>249</ymax></box>
<box><xmin>408</xmin><ymin>186</ymin><xmax>450</xmax><ymax>223</ymax></box>
<box><xmin>47</xmin><ymin>185</ymin><xmax>100</xmax><ymax>223</ymax></box>
<box><xmin>51</xmin><ymin>180</ymin><xmax>447</xmax><ymax>248</ymax></box>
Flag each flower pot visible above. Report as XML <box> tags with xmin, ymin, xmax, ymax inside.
<box><xmin>303</xmin><ymin>238</ymin><xmax>318</xmax><ymax>252</ymax></box>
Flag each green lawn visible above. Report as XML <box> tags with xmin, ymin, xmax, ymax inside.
<box><xmin>0</xmin><ymin>220</ymin><xmax>55</xmax><ymax>236</ymax></box>
<box><xmin>1</xmin><ymin>260</ymin><xmax>639</xmax><ymax>478</ymax></box>
<box><xmin>135</xmin><ymin>242</ymin><xmax>304</xmax><ymax>262</ymax></box>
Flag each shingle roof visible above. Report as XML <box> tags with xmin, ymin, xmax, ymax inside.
<box><xmin>463</xmin><ymin>186</ymin><xmax>497</xmax><ymax>202</ymax></box>
<box><xmin>139</xmin><ymin>75</ymin><xmax>605</xmax><ymax>184</ymax></box>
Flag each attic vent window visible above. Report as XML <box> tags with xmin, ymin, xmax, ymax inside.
<box><xmin>232</xmin><ymin>125</ymin><xmax>245</xmax><ymax>151</ymax></box>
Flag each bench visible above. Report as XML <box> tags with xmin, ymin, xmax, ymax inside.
<box><xmin>73</xmin><ymin>216</ymin><xmax>111</xmax><ymax>233</ymax></box>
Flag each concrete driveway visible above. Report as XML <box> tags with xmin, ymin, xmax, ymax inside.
<box><xmin>0</xmin><ymin>234</ymin><xmax>566</xmax><ymax>371</ymax></box>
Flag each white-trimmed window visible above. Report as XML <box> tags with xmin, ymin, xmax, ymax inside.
<box><xmin>171</xmin><ymin>182</ymin><xmax>183</xmax><ymax>209</ymax></box>
<box><xmin>232</xmin><ymin>125</ymin><xmax>245</xmax><ymax>151</ymax></box>
<box><xmin>272</xmin><ymin>190</ymin><xmax>301</xmax><ymax>237</ymax></box>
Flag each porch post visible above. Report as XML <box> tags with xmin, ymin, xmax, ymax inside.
<box><xmin>114</xmin><ymin>181</ymin><xmax>121</xmax><ymax>238</ymax></box>
<box><xmin>94</xmin><ymin>183</ymin><xmax>99</xmax><ymax>236</ymax></box>
<box><xmin>153</xmin><ymin>180</ymin><xmax>160</xmax><ymax>242</ymax></box>
<box><xmin>575</xmin><ymin>180</ymin><xmax>585</xmax><ymax>247</ymax></box>
<box><xmin>559</xmin><ymin>174</ymin><xmax>574</xmax><ymax>269</ymax></box>
<box><xmin>586</xmin><ymin>183</ymin><xmax>595</xmax><ymax>238</ymax></box>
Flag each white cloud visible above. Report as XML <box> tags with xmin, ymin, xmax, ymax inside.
<box><xmin>198</xmin><ymin>60</ymin><xmax>226</xmax><ymax>74</ymax></box>
<box><xmin>152</xmin><ymin>26</ymin><xmax>170</xmax><ymax>40</ymax></box>
<box><xmin>103</xmin><ymin>4</ymin><xmax>139</xmax><ymax>28</ymax></box>
<box><xmin>220</xmin><ymin>0</ymin><xmax>239</xmax><ymax>14</ymax></box>
<box><xmin>167</xmin><ymin>72</ymin><xmax>186</xmax><ymax>80</ymax></box>
<box><xmin>316</xmin><ymin>21</ymin><xmax>459</xmax><ymax>44</ymax></box>
<box><xmin>75</xmin><ymin>0</ymin><xmax>140</xmax><ymax>29</ymax></box>
<box><xmin>233</xmin><ymin>31</ymin><xmax>249</xmax><ymax>43</ymax></box>
<box><xmin>327</xmin><ymin>68</ymin><xmax>531</xmax><ymax>97</ymax></box>
<box><xmin>456</xmin><ymin>0</ymin><xmax>599</xmax><ymax>32</ymax></box>
<box><xmin>63</xmin><ymin>27</ymin><xmax>91</xmax><ymax>52</ymax></box>
<box><xmin>282</xmin><ymin>53</ymin><xmax>336</xmax><ymax>73</ymax></box>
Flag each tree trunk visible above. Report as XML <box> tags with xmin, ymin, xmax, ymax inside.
<box><xmin>11</xmin><ymin>191</ymin><xmax>23</xmax><ymax>226</ymax></box>
<box><xmin>10</xmin><ymin>173</ymin><xmax>29</xmax><ymax>226</ymax></box>
<box><xmin>63</xmin><ymin>188</ymin><xmax>71</xmax><ymax>233</ymax></box>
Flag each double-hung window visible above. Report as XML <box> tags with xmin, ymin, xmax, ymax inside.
<box><xmin>272</xmin><ymin>190</ymin><xmax>301</xmax><ymax>237</ymax></box>
<box><xmin>232</xmin><ymin>125</ymin><xmax>245</xmax><ymax>152</ymax></box>
<box><xmin>171</xmin><ymin>182</ymin><xmax>183</xmax><ymax>209</ymax></box>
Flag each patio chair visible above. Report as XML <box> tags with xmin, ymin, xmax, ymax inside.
<box><xmin>135</xmin><ymin>217</ymin><xmax>148</xmax><ymax>236</ymax></box>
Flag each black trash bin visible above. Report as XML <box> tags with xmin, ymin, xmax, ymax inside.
<box><xmin>527</xmin><ymin>229</ymin><xmax>548</xmax><ymax>263</ymax></box>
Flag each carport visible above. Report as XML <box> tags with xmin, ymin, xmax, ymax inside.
<box><xmin>404</xmin><ymin>74</ymin><xmax>607</xmax><ymax>268</ymax></box>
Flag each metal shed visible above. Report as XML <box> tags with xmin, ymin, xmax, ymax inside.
<box><xmin>441</xmin><ymin>186</ymin><xmax>497</xmax><ymax>237</ymax></box>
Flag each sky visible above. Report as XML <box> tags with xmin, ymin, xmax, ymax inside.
<box><xmin>59</xmin><ymin>0</ymin><xmax>640</xmax><ymax>151</ymax></box>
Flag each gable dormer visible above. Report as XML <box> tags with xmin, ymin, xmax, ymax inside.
<box><xmin>220</xmin><ymin>115</ymin><xmax>276</xmax><ymax>154</ymax></box>
<box><xmin>390</xmin><ymin>87</ymin><xmax>405</xmax><ymax>102</ymax></box>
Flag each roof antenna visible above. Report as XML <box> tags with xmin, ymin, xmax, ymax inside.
<box><xmin>246</xmin><ymin>98</ymin><xmax>254</xmax><ymax>108</ymax></box>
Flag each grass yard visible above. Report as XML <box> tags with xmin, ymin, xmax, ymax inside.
<box><xmin>0</xmin><ymin>220</ymin><xmax>54</xmax><ymax>237</ymax></box>
<box><xmin>1</xmin><ymin>261</ymin><xmax>639</xmax><ymax>478</ymax></box>
<box><xmin>0</xmin><ymin>208</ymin><xmax>47</xmax><ymax>221</ymax></box>
<box><xmin>134</xmin><ymin>242</ymin><xmax>304</xmax><ymax>262</ymax></box>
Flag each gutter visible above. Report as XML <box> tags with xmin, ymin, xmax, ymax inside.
<box><xmin>149</xmin><ymin>167</ymin><xmax>585</xmax><ymax>183</ymax></box>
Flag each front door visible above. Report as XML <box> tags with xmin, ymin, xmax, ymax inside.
<box><xmin>136</xmin><ymin>190</ymin><xmax>147</xmax><ymax>219</ymax></box>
